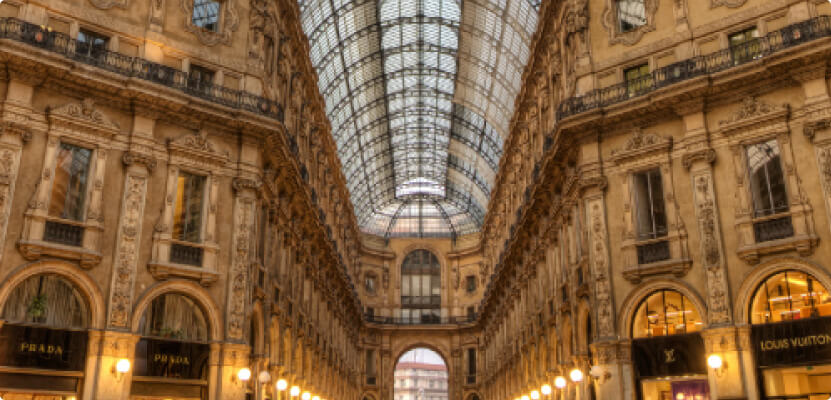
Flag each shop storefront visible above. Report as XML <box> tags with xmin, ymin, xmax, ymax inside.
<box><xmin>131</xmin><ymin>293</ymin><xmax>211</xmax><ymax>400</ymax></box>
<box><xmin>631</xmin><ymin>290</ymin><xmax>710</xmax><ymax>400</ymax></box>
<box><xmin>0</xmin><ymin>274</ymin><xmax>90</xmax><ymax>400</ymax></box>
<box><xmin>750</xmin><ymin>270</ymin><xmax>831</xmax><ymax>400</ymax></box>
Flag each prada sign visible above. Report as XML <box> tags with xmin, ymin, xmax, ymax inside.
<box><xmin>632</xmin><ymin>333</ymin><xmax>707</xmax><ymax>378</ymax></box>
<box><xmin>0</xmin><ymin>324</ymin><xmax>87</xmax><ymax>371</ymax></box>
<box><xmin>134</xmin><ymin>338</ymin><xmax>209</xmax><ymax>380</ymax></box>
<box><xmin>752</xmin><ymin>317</ymin><xmax>831</xmax><ymax>367</ymax></box>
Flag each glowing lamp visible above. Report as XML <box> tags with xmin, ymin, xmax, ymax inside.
<box><xmin>302</xmin><ymin>392</ymin><xmax>311</xmax><ymax>400</ymax></box>
<box><xmin>554</xmin><ymin>376</ymin><xmax>567</xmax><ymax>389</ymax></box>
<box><xmin>531</xmin><ymin>390</ymin><xmax>540</xmax><ymax>400</ymax></box>
<box><xmin>237</xmin><ymin>368</ymin><xmax>252</xmax><ymax>382</ymax></box>
<box><xmin>707</xmin><ymin>354</ymin><xmax>723</xmax><ymax>370</ymax></box>
<box><xmin>569</xmin><ymin>368</ymin><xmax>583</xmax><ymax>383</ymax></box>
<box><xmin>290</xmin><ymin>386</ymin><xmax>301</xmax><ymax>397</ymax></box>
<box><xmin>277</xmin><ymin>379</ymin><xmax>289</xmax><ymax>391</ymax></box>
<box><xmin>521</xmin><ymin>395</ymin><xmax>529</xmax><ymax>400</ymax></box>
<box><xmin>541</xmin><ymin>384</ymin><xmax>552</xmax><ymax>395</ymax></box>
<box><xmin>116</xmin><ymin>358</ymin><xmax>131</xmax><ymax>373</ymax></box>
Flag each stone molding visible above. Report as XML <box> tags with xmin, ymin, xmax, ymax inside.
<box><xmin>601</xmin><ymin>0</ymin><xmax>658</xmax><ymax>46</ymax></box>
<box><xmin>181</xmin><ymin>0</ymin><xmax>240</xmax><ymax>46</ymax></box>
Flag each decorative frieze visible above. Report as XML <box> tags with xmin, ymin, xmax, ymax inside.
<box><xmin>227</xmin><ymin>191</ymin><xmax>256</xmax><ymax>340</ymax></box>
<box><xmin>691</xmin><ymin>172</ymin><xmax>732</xmax><ymax>325</ymax></box>
<box><xmin>586</xmin><ymin>197</ymin><xmax>615</xmax><ymax>339</ymax></box>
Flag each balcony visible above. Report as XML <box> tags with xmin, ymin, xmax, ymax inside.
<box><xmin>753</xmin><ymin>216</ymin><xmax>795</xmax><ymax>243</ymax></box>
<box><xmin>0</xmin><ymin>18</ymin><xmax>283</xmax><ymax>121</ymax></box>
<box><xmin>556</xmin><ymin>16</ymin><xmax>831</xmax><ymax>122</ymax></box>
<box><xmin>43</xmin><ymin>220</ymin><xmax>83</xmax><ymax>247</ymax></box>
<box><xmin>169</xmin><ymin>242</ymin><xmax>204</xmax><ymax>267</ymax></box>
<box><xmin>364</xmin><ymin>312</ymin><xmax>477</xmax><ymax>326</ymax></box>
<box><xmin>636</xmin><ymin>240</ymin><xmax>671</xmax><ymax>265</ymax></box>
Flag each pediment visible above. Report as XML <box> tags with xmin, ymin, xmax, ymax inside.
<box><xmin>718</xmin><ymin>96</ymin><xmax>789</xmax><ymax>135</ymax></box>
<box><xmin>47</xmin><ymin>98</ymin><xmax>121</xmax><ymax>137</ymax></box>
<box><xmin>167</xmin><ymin>129</ymin><xmax>230</xmax><ymax>167</ymax></box>
<box><xmin>610</xmin><ymin>128</ymin><xmax>672</xmax><ymax>165</ymax></box>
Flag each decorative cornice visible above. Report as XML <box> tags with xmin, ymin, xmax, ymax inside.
<box><xmin>122</xmin><ymin>151</ymin><xmax>157</xmax><ymax>172</ymax></box>
<box><xmin>717</xmin><ymin>97</ymin><xmax>789</xmax><ymax>135</ymax></box>
<box><xmin>232</xmin><ymin>177</ymin><xmax>263</xmax><ymax>193</ymax></box>
<box><xmin>610</xmin><ymin>129</ymin><xmax>672</xmax><ymax>165</ymax></box>
<box><xmin>682</xmin><ymin>148</ymin><xmax>716</xmax><ymax>170</ymax></box>
<box><xmin>47</xmin><ymin>98</ymin><xmax>121</xmax><ymax>137</ymax></box>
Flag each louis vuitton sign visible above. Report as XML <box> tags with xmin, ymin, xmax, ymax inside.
<box><xmin>632</xmin><ymin>333</ymin><xmax>707</xmax><ymax>379</ymax></box>
<box><xmin>752</xmin><ymin>317</ymin><xmax>831</xmax><ymax>367</ymax></box>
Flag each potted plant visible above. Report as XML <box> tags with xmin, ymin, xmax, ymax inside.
<box><xmin>27</xmin><ymin>294</ymin><xmax>47</xmax><ymax>323</ymax></box>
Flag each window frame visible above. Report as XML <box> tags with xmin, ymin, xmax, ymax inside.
<box><xmin>76</xmin><ymin>28</ymin><xmax>109</xmax><ymax>59</ymax></box>
<box><xmin>631</xmin><ymin>167</ymin><xmax>667</xmax><ymax>241</ymax></box>
<box><xmin>191</xmin><ymin>0</ymin><xmax>222</xmax><ymax>32</ymax></box>
<box><xmin>616</xmin><ymin>0</ymin><xmax>646</xmax><ymax>33</ymax></box>
<box><xmin>172</xmin><ymin>170</ymin><xmax>208</xmax><ymax>244</ymax></box>
<box><xmin>46</xmin><ymin>141</ymin><xmax>95</xmax><ymax>224</ymax></box>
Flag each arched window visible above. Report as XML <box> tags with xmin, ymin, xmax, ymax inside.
<box><xmin>401</xmin><ymin>249</ymin><xmax>441</xmax><ymax>323</ymax></box>
<box><xmin>139</xmin><ymin>293</ymin><xmax>208</xmax><ymax>342</ymax></box>
<box><xmin>632</xmin><ymin>290</ymin><xmax>703</xmax><ymax>338</ymax></box>
<box><xmin>750</xmin><ymin>270</ymin><xmax>831</xmax><ymax>324</ymax></box>
<box><xmin>1</xmin><ymin>274</ymin><xmax>89</xmax><ymax>329</ymax></box>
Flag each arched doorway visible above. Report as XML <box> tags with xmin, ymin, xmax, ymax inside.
<box><xmin>394</xmin><ymin>348</ymin><xmax>447</xmax><ymax>400</ymax></box>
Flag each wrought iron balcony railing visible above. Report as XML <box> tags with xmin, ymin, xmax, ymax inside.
<box><xmin>364</xmin><ymin>313</ymin><xmax>477</xmax><ymax>325</ymax></box>
<box><xmin>557</xmin><ymin>16</ymin><xmax>831</xmax><ymax>120</ymax></box>
<box><xmin>0</xmin><ymin>18</ymin><xmax>284</xmax><ymax>122</ymax></box>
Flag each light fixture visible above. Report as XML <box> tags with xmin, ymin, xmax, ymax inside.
<box><xmin>569</xmin><ymin>368</ymin><xmax>584</xmax><ymax>383</ymax></box>
<box><xmin>237</xmin><ymin>368</ymin><xmax>252</xmax><ymax>383</ymax></box>
<box><xmin>277</xmin><ymin>379</ymin><xmax>289</xmax><ymax>391</ymax></box>
<box><xmin>589</xmin><ymin>365</ymin><xmax>612</xmax><ymax>382</ymax></box>
<box><xmin>707</xmin><ymin>354</ymin><xmax>723</xmax><ymax>369</ymax></box>
<box><xmin>259</xmin><ymin>370</ymin><xmax>272</xmax><ymax>384</ymax></box>
<box><xmin>302</xmin><ymin>391</ymin><xmax>311</xmax><ymax>400</ymax></box>
<box><xmin>541</xmin><ymin>384</ymin><xmax>552</xmax><ymax>395</ymax></box>
<box><xmin>313</xmin><ymin>396</ymin><xmax>321</xmax><ymax>400</ymax></box>
<box><xmin>531</xmin><ymin>390</ymin><xmax>540</xmax><ymax>400</ymax></box>
<box><xmin>707</xmin><ymin>354</ymin><xmax>726</xmax><ymax>377</ymax></box>
<box><xmin>521</xmin><ymin>395</ymin><xmax>529</xmax><ymax>400</ymax></box>
<box><xmin>116</xmin><ymin>358</ymin><xmax>131</xmax><ymax>373</ymax></box>
<box><xmin>554</xmin><ymin>376</ymin><xmax>567</xmax><ymax>389</ymax></box>
<box><xmin>290</xmin><ymin>386</ymin><xmax>301</xmax><ymax>397</ymax></box>
<box><xmin>112</xmin><ymin>358</ymin><xmax>131</xmax><ymax>380</ymax></box>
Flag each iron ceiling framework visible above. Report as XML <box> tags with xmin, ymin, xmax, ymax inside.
<box><xmin>297</xmin><ymin>0</ymin><xmax>540</xmax><ymax>238</ymax></box>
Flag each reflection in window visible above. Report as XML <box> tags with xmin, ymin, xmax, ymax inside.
<box><xmin>365</xmin><ymin>275</ymin><xmax>376</xmax><ymax>295</ymax></box>
<box><xmin>625</xmin><ymin>63</ymin><xmax>651</xmax><ymax>96</ymax></box>
<box><xmin>750</xmin><ymin>270</ymin><xmax>831</xmax><ymax>324</ymax></box>
<box><xmin>173</xmin><ymin>172</ymin><xmax>206</xmax><ymax>243</ymax></box>
<box><xmin>1</xmin><ymin>274</ymin><xmax>89</xmax><ymax>329</ymax></box>
<box><xmin>401</xmin><ymin>250</ymin><xmax>441</xmax><ymax>323</ymax></box>
<box><xmin>140</xmin><ymin>293</ymin><xmax>208</xmax><ymax>342</ymax></box>
<box><xmin>616</xmin><ymin>0</ymin><xmax>646</xmax><ymax>32</ymax></box>
<box><xmin>746</xmin><ymin>139</ymin><xmax>788</xmax><ymax>218</ymax></box>
<box><xmin>730</xmin><ymin>27</ymin><xmax>761</xmax><ymax>65</ymax></box>
<box><xmin>633</xmin><ymin>168</ymin><xmax>667</xmax><ymax>240</ymax></box>
<box><xmin>632</xmin><ymin>290</ymin><xmax>703</xmax><ymax>338</ymax></box>
<box><xmin>192</xmin><ymin>0</ymin><xmax>220</xmax><ymax>32</ymax></box>
<box><xmin>49</xmin><ymin>143</ymin><xmax>92</xmax><ymax>221</ymax></box>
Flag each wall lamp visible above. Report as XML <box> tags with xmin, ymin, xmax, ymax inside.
<box><xmin>554</xmin><ymin>376</ymin><xmax>567</xmax><ymax>389</ymax></box>
<box><xmin>589</xmin><ymin>365</ymin><xmax>612</xmax><ymax>383</ymax></box>
<box><xmin>276</xmin><ymin>379</ymin><xmax>288</xmax><ymax>391</ymax></box>
<box><xmin>541</xmin><ymin>384</ymin><xmax>552</xmax><ymax>396</ymax></box>
<box><xmin>302</xmin><ymin>391</ymin><xmax>312</xmax><ymax>400</ymax></box>
<box><xmin>707</xmin><ymin>354</ymin><xmax>726</xmax><ymax>377</ymax></box>
<box><xmin>290</xmin><ymin>386</ymin><xmax>301</xmax><ymax>397</ymax></box>
<box><xmin>530</xmin><ymin>390</ymin><xmax>540</xmax><ymax>400</ymax></box>
<box><xmin>234</xmin><ymin>367</ymin><xmax>252</xmax><ymax>385</ymax></box>
<box><xmin>113</xmin><ymin>358</ymin><xmax>131</xmax><ymax>380</ymax></box>
<box><xmin>569</xmin><ymin>368</ymin><xmax>584</xmax><ymax>383</ymax></box>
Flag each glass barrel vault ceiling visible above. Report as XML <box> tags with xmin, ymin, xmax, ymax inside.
<box><xmin>297</xmin><ymin>0</ymin><xmax>541</xmax><ymax>238</ymax></box>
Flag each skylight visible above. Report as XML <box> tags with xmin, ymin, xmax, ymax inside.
<box><xmin>297</xmin><ymin>0</ymin><xmax>540</xmax><ymax>238</ymax></box>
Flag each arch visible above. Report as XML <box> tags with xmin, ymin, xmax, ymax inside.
<box><xmin>131</xmin><ymin>280</ymin><xmax>222</xmax><ymax>341</ymax></box>
<box><xmin>250</xmin><ymin>301</ymin><xmax>265</xmax><ymax>354</ymax></box>
<box><xmin>466</xmin><ymin>392</ymin><xmax>482</xmax><ymax>400</ymax></box>
<box><xmin>575</xmin><ymin>299</ymin><xmax>593</xmax><ymax>352</ymax></box>
<box><xmin>399</xmin><ymin>243</ymin><xmax>446</xmax><ymax>272</ymax></box>
<box><xmin>618</xmin><ymin>278</ymin><xmax>709</xmax><ymax>339</ymax></box>
<box><xmin>734</xmin><ymin>256</ymin><xmax>831</xmax><ymax>323</ymax></box>
<box><xmin>0</xmin><ymin>259</ymin><xmax>106</xmax><ymax>329</ymax></box>
<box><xmin>391</xmin><ymin>342</ymin><xmax>452</xmax><ymax>373</ymax></box>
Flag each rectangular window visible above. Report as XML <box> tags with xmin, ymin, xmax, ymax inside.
<box><xmin>192</xmin><ymin>0</ymin><xmax>220</xmax><ymax>32</ymax></box>
<box><xmin>466</xmin><ymin>275</ymin><xmax>476</xmax><ymax>293</ymax></box>
<box><xmin>633</xmin><ymin>168</ymin><xmax>667</xmax><ymax>240</ymax></box>
<box><xmin>76</xmin><ymin>29</ymin><xmax>109</xmax><ymax>58</ymax></box>
<box><xmin>617</xmin><ymin>0</ymin><xmax>646</xmax><ymax>32</ymax></box>
<box><xmin>746</xmin><ymin>139</ymin><xmax>788</xmax><ymax>217</ymax></box>
<box><xmin>730</xmin><ymin>26</ymin><xmax>761</xmax><ymax>65</ymax></box>
<box><xmin>49</xmin><ymin>143</ymin><xmax>92</xmax><ymax>221</ymax></box>
<box><xmin>467</xmin><ymin>306</ymin><xmax>476</xmax><ymax>320</ymax></box>
<box><xmin>172</xmin><ymin>172</ymin><xmax>206</xmax><ymax>243</ymax></box>
<box><xmin>366</xmin><ymin>349</ymin><xmax>376</xmax><ymax>377</ymax></box>
<box><xmin>625</xmin><ymin>63</ymin><xmax>651</xmax><ymax>96</ymax></box>
<box><xmin>468</xmin><ymin>348</ymin><xmax>476</xmax><ymax>375</ymax></box>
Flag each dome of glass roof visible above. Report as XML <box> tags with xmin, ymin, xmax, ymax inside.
<box><xmin>296</xmin><ymin>0</ymin><xmax>541</xmax><ymax>238</ymax></box>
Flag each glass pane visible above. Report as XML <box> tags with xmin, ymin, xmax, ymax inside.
<box><xmin>750</xmin><ymin>271</ymin><xmax>831</xmax><ymax>324</ymax></box>
<box><xmin>192</xmin><ymin>0</ymin><xmax>220</xmax><ymax>32</ymax></box>
<box><xmin>1</xmin><ymin>274</ymin><xmax>89</xmax><ymax>328</ymax></box>
<box><xmin>173</xmin><ymin>172</ymin><xmax>206</xmax><ymax>243</ymax></box>
<box><xmin>617</xmin><ymin>0</ymin><xmax>645</xmax><ymax>32</ymax></box>
<box><xmin>633</xmin><ymin>171</ymin><xmax>653</xmax><ymax>239</ymax></box>
<box><xmin>632</xmin><ymin>290</ymin><xmax>703</xmax><ymax>338</ymax></box>
<box><xmin>746</xmin><ymin>139</ymin><xmax>788</xmax><ymax>217</ymax></box>
<box><xmin>141</xmin><ymin>293</ymin><xmax>208</xmax><ymax>342</ymax></box>
<box><xmin>49</xmin><ymin>143</ymin><xmax>92</xmax><ymax>221</ymax></box>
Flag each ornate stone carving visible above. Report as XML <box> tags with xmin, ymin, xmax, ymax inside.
<box><xmin>587</xmin><ymin>199</ymin><xmax>615</xmax><ymax>339</ymax></box>
<box><xmin>610</xmin><ymin>129</ymin><xmax>672</xmax><ymax>164</ymax></box>
<box><xmin>601</xmin><ymin>0</ymin><xmax>658</xmax><ymax>46</ymax></box>
<box><xmin>681</xmin><ymin>148</ymin><xmax>716</xmax><ymax>170</ymax></box>
<box><xmin>108</xmin><ymin>174</ymin><xmax>148</xmax><ymax>328</ymax></box>
<box><xmin>710</xmin><ymin>0</ymin><xmax>747</xmax><ymax>8</ymax></box>
<box><xmin>181</xmin><ymin>0</ymin><xmax>239</xmax><ymax>46</ymax></box>
<box><xmin>89</xmin><ymin>0</ymin><xmax>128</xmax><ymax>10</ymax></box>
<box><xmin>804</xmin><ymin>119</ymin><xmax>831</xmax><ymax>142</ymax></box>
<box><xmin>48</xmin><ymin>98</ymin><xmax>121</xmax><ymax>137</ymax></box>
<box><xmin>122</xmin><ymin>151</ymin><xmax>157</xmax><ymax>172</ymax></box>
<box><xmin>148</xmin><ymin>0</ymin><xmax>165</xmax><ymax>31</ymax></box>
<box><xmin>232</xmin><ymin>177</ymin><xmax>263</xmax><ymax>193</ymax></box>
<box><xmin>168</xmin><ymin>130</ymin><xmax>230</xmax><ymax>166</ymax></box>
<box><xmin>227</xmin><ymin>196</ymin><xmax>255</xmax><ymax>340</ymax></box>
<box><xmin>692</xmin><ymin>173</ymin><xmax>731</xmax><ymax>324</ymax></box>
<box><xmin>719</xmin><ymin>97</ymin><xmax>785</xmax><ymax>126</ymax></box>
